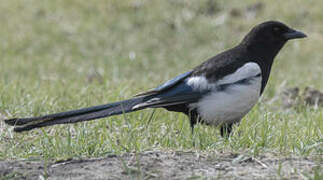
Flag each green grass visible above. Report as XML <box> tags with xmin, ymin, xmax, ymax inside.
<box><xmin>0</xmin><ymin>0</ymin><xmax>322</xmax><ymax>162</ymax></box>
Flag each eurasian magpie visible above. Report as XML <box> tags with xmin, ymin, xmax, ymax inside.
<box><xmin>4</xmin><ymin>21</ymin><xmax>306</xmax><ymax>136</ymax></box>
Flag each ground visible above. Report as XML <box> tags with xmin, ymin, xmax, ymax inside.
<box><xmin>1</xmin><ymin>151</ymin><xmax>321</xmax><ymax>179</ymax></box>
<box><xmin>0</xmin><ymin>0</ymin><xmax>322</xmax><ymax>179</ymax></box>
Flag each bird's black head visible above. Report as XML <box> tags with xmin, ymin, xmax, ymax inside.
<box><xmin>236</xmin><ymin>21</ymin><xmax>306</xmax><ymax>94</ymax></box>
<box><xmin>241</xmin><ymin>21</ymin><xmax>306</xmax><ymax>60</ymax></box>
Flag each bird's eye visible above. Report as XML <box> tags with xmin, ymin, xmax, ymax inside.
<box><xmin>272</xmin><ymin>27</ymin><xmax>284</xmax><ymax>34</ymax></box>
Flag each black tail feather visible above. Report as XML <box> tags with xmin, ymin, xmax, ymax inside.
<box><xmin>5</xmin><ymin>97</ymin><xmax>146</xmax><ymax>132</ymax></box>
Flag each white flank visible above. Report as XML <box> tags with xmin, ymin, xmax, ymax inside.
<box><xmin>216</xmin><ymin>62</ymin><xmax>261</xmax><ymax>85</ymax></box>
<box><xmin>190</xmin><ymin>62</ymin><xmax>262</xmax><ymax>125</ymax></box>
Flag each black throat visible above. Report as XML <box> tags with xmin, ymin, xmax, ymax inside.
<box><xmin>238</xmin><ymin>39</ymin><xmax>287</xmax><ymax>94</ymax></box>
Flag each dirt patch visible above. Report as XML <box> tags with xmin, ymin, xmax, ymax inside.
<box><xmin>0</xmin><ymin>151</ymin><xmax>321</xmax><ymax>179</ymax></box>
<box><xmin>281</xmin><ymin>86</ymin><xmax>323</xmax><ymax>109</ymax></box>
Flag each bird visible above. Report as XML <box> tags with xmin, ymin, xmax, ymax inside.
<box><xmin>4</xmin><ymin>21</ymin><xmax>306</xmax><ymax>137</ymax></box>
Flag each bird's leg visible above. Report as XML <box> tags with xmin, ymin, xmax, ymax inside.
<box><xmin>189</xmin><ymin>115</ymin><xmax>196</xmax><ymax>135</ymax></box>
<box><xmin>188</xmin><ymin>109</ymin><xmax>199</xmax><ymax>134</ymax></box>
<box><xmin>220</xmin><ymin>123</ymin><xmax>233</xmax><ymax>137</ymax></box>
<box><xmin>189</xmin><ymin>115</ymin><xmax>196</xmax><ymax>147</ymax></box>
<box><xmin>188</xmin><ymin>109</ymin><xmax>200</xmax><ymax>147</ymax></box>
<box><xmin>190</xmin><ymin>122</ymin><xmax>195</xmax><ymax>134</ymax></box>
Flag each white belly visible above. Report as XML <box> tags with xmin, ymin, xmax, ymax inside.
<box><xmin>186</xmin><ymin>62</ymin><xmax>263</xmax><ymax>126</ymax></box>
<box><xmin>194</xmin><ymin>77</ymin><xmax>262</xmax><ymax>126</ymax></box>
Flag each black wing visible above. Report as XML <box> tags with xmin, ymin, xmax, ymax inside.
<box><xmin>132</xmin><ymin>79</ymin><xmax>210</xmax><ymax>110</ymax></box>
<box><xmin>135</xmin><ymin>71</ymin><xmax>192</xmax><ymax>97</ymax></box>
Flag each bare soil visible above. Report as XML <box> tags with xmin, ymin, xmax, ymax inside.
<box><xmin>0</xmin><ymin>151</ymin><xmax>321</xmax><ymax>180</ymax></box>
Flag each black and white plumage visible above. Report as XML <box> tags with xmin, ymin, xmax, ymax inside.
<box><xmin>5</xmin><ymin>21</ymin><xmax>306</xmax><ymax>136</ymax></box>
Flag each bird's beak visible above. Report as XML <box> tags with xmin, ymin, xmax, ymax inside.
<box><xmin>283</xmin><ymin>29</ymin><xmax>307</xmax><ymax>40</ymax></box>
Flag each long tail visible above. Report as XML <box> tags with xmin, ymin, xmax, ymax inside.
<box><xmin>5</xmin><ymin>96</ymin><xmax>147</xmax><ymax>132</ymax></box>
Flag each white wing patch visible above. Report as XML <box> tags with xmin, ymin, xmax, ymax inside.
<box><xmin>186</xmin><ymin>76</ymin><xmax>215</xmax><ymax>90</ymax></box>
